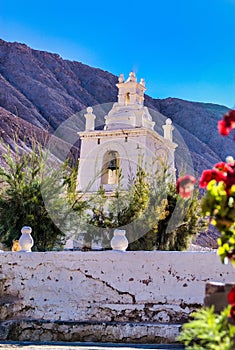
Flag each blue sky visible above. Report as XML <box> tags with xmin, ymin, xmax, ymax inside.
<box><xmin>1</xmin><ymin>0</ymin><xmax>235</xmax><ymax>107</ymax></box>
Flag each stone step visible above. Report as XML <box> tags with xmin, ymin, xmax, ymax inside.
<box><xmin>0</xmin><ymin>320</ymin><xmax>182</xmax><ymax>344</ymax></box>
<box><xmin>0</xmin><ymin>341</ymin><xmax>185</xmax><ymax>349</ymax></box>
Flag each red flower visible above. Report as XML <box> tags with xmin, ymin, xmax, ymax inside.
<box><xmin>218</xmin><ymin>110</ymin><xmax>235</xmax><ymax>136</ymax></box>
<box><xmin>225</xmin><ymin>171</ymin><xmax>235</xmax><ymax>191</ymax></box>
<box><xmin>176</xmin><ymin>175</ymin><xmax>196</xmax><ymax>199</ymax></box>
<box><xmin>228</xmin><ymin>287</ymin><xmax>235</xmax><ymax>320</ymax></box>
<box><xmin>214</xmin><ymin>162</ymin><xmax>234</xmax><ymax>174</ymax></box>
<box><xmin>228</xmin><ymin>286</ymin><xmax>235</xmax><ymax>304</ymax></box>
<box><xmin>199</xmin><ymin>169</ymin><xmax>226</xmax><ymax>188</ymax></box>
<box><xmin>218</xmin><ymin>120</ymin><xmax>230</xmax><ymax>136</ymax></box>
<box><xmin>229</xmin><ymin>304</ymin><xmax>235</xmax><ymax>321</ymax></box>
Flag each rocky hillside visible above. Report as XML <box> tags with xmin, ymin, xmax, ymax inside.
<box><xmin>0</xmin><ymin>39</ymin><xmax>233</xmax><ymax>174</ymax></box>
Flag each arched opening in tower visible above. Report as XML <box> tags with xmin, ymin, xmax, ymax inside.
<box><xmin>124</xmin><ymin>92</ymin><xmax>130</xmax><ymax>106</ymax></box>
<box><xmin>101</xmin><ymin>151</ymin><xmax>120</xmax><ymax>185</ymax></box>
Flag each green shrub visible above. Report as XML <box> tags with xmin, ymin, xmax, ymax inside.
<box><xmin>0</xmin><ymin>139</ymin><xmax>67</xmax><ymax>251</ymax></box>
<box><xmin>178</xmin><ymin>306</ymin><xmax>235</xmax><ymax>350</ymax></box>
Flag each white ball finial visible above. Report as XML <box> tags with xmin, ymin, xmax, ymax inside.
<box><xmin>127</xmin><ymin>72</ymin><xmax>137</xmax><ymax>82</ymax></box>
<box><xmin>166</xmin><ymin>118</ymin><xmax>172</xmax><ymax>125</ymax></box>
<box><xmin>87</xmin><ymin>106</ymin><xmax>93</xmax><ymax>114</ymax></box>
<box><xmin>163</xmin><ymin>119</ymin><xmax>174</xmax><ymax>141</ymax></box>
<box><xmin>118</xmin><ymin>74</ymin><xmax>124</xmax><ymax>83</ymax></box>
<box><xmin>140</xmin><ymin>78</ymin><xmax>145</xmax><ymax>86</ymax></box>
<box><xmin>84</xmin><ymin>107</ymin><xmax>96</xmax><ymax>131</ymax></box>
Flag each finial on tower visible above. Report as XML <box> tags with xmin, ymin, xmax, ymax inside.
<box><xmin>118</xmin><ymin>74</ymin><xmax>124</xmax><ymax>83</ymax></box>
<box><xmin>127</xmin><ymin>71</ymin><xmax>137</xmax><ymax>82</ymax></box>
<box><xmin>116</xmin><ymin>71</ymin><xmax>146</xmax><ymax>106</ymax></box>
<box><xmin>84</xmin><ymin>107</ymin><xmax>96</xmax><ymax>131</ymax></box>
<box><xmin>162</xmin><ymin>118</ymin><xmax>174</xmax><ymax>141</ymax></box>
<box><xmin>87</xmin><ymin>107</ymin><xmax>93</xmax><ymax>114</ymax></box>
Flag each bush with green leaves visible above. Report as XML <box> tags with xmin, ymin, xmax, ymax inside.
<box><xmin>178</xmin><ymin>109</ymin><xmax>235</xmax><ymax>349</ymax></box>
<box><xmin>201</xmin><ymin>179</ymin><xmax>235</xmax><ymax>266</ymax></box>
<box><xmin>80</xmin><ymin>167</ymin><xmax>150</xmax><ymax>248</ymax></box>
<box><xmin>178</xmin><ymin>306</ymin><xmax>235</xmax><ymax>350</ymax></box>
<box><xmin>80</xmin><ymin>165</ymin><xmax>201</xmax><ymax>251</ymax></box>
<box><xmin>128</xmin><ymin>181</ymin><xmax>200</xmax><ymax>251</ymax></box>
<box><xmin>0</xmin><ymin>139</ymin><xmax>69</xmax><ymax>251</ymax></box>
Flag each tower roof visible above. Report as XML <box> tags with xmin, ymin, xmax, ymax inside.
<box><xmin>104</xmin><ymin>72</ymin><xmax>155</xmax><ymax>131</ymax></box>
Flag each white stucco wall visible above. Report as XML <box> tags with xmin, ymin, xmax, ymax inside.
<box><xmin>78</xmin><ymin>128</ymin><xmax>176</xmax><ymax>193</ymax></box>
<box><xmin>0</xmin><ymin>251</ymin><xmax>234</xmax><ymax>324</ymax></box>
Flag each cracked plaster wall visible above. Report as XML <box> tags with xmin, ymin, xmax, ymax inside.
<box><xmin>0</xmin><ymin>251</ymin><xmax>234</xmax><ymax>323</ymax></box>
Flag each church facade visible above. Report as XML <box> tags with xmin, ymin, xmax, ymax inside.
<box><xmin>77</xmin><ymin>72</ymin><xmax>177</xmax><ymax>194</ymax></box>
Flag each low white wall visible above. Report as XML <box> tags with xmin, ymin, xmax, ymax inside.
<box><xmin>0</xmin><ymin>251</ymin><xmax>234</xmax><ymax>323</ymax></box>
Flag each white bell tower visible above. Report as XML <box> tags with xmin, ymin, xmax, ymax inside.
<box><xmin>116</xmin><ymin>72</ymin><xmax>145</xmax><ymax>106</ymax></box>
<box><xmin>104</xmin><ymin>72</ymin><xmax>155</xmax><ymax>131</ymax></box>
<box><xmin>77</xmin><ymin>72</ymin><xmax>177</xmax><ymax>194</ymax></box>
